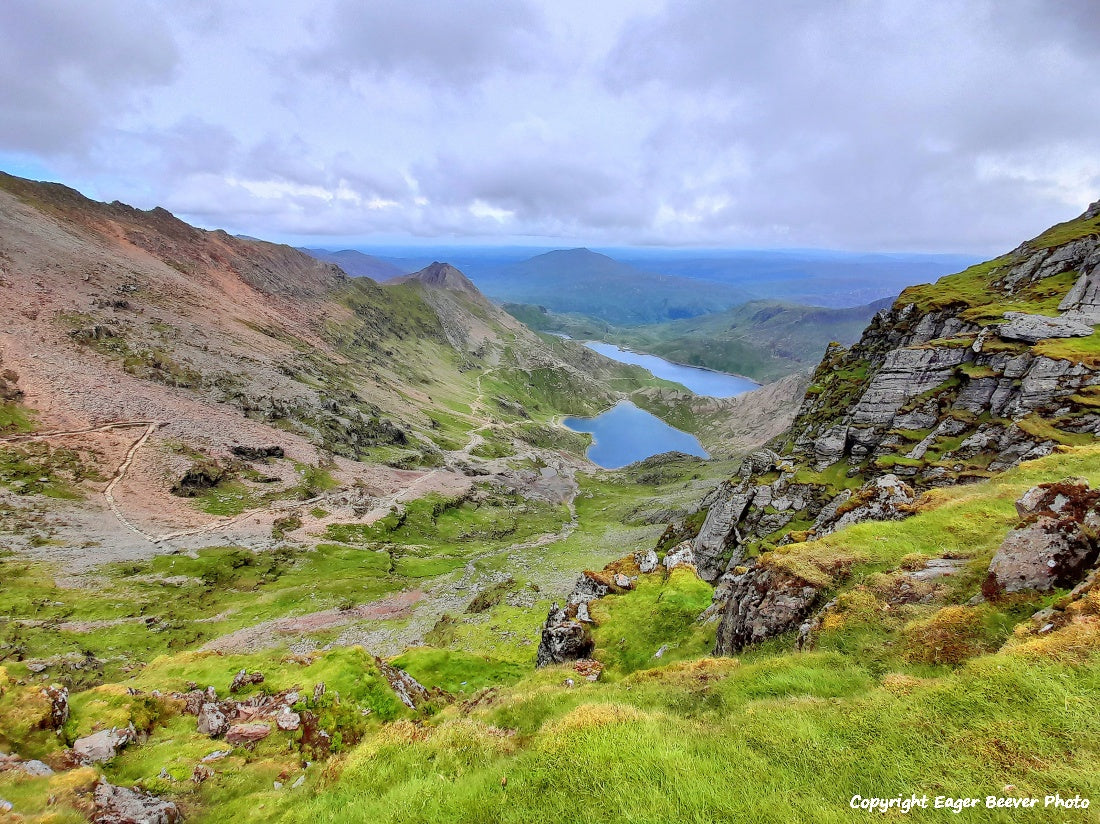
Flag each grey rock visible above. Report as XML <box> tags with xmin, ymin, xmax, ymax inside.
<box><xmin>663</xmin><ymin>541</ymin><xmax>696</xmax><ymax>571</ymax></box>
<box><xmin>997</xmin><ymin>311</ymin><xmax>1094</xmax><ymax>344</ymax></box>
<box><xmin>634</xmin><ymin>548</ymin><xmax>658</xmax><ymax>574</ymax></box>
<box><xmin>713</xmin><ymin>561</ymin><xmax>820</xmax><ymax>654</ymax></box>
<box><xmin>196</xmin><ymin>703</ymin><xmax>228</xmax><ymax>737</ymax></box>
<box><xmin>612</xmin><ymin>572</ymin><xmax>632</xmax><ymax>589</ymax></box>
<box><xmin>375</xmin><ymin>657</ymin><xmax>431</xmax><ymax>709</ymax></box>
<box><xmin>229</xmin><ymin>670</ymin><xmax>264</xmax><ymax>693</ymax></box>
<box><xmin>41</xmin><ymin>684</ymin><xmax>69</xmax><ymax>730</ymax></box>
<box><xmin>276</xmin><ymin>706</ymin><xmax>301</xmax><ymax>732</ymax></box>
<box><xmin>93</xmin><ymin>778</ymin><xmax>181</xmax><ymax>824</ymax></box>
<box><xmin>73</xmin><ymin>726</ymin><xmax>135</xmax><ymax>764</ymax></box>
<box><xmin>535</xmin><ymin>603</ymin><xmax>594</xmax><ymax>667</ymax></box>
<box><xmin>18</xmin><ymin>760</ymin><xmax>53</xmax><ymax>777</ymax></box>
<box><xmin>567</xmin><ymin>572</ymin><xmax>609</xmax><ymax>606</ymax></box>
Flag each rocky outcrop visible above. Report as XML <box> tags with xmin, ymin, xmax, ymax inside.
<box><xmin>712</xmin><ymin>560</ymin><xmax>820</xmax><ymax>654</ymax></box>
<box><xmin>375</xmin><ymin>657</ymin><xmax>432</xmax><ymax>709</ymax></box>
<box><xmin>93</xmin><ymin>778</ymin><xmax>182</xmax><ymax>824</ymax></box>
<box><xmin>536</xmin><ymin>604</ymin><xmax>594</xmax><ymax>667</ymax></box>
<box><xmin>812</xmin><ymin>474</ymin><xmax>916</xmax><ymax>536</ymax></box>
<box><xmin>196</xmin><ymin>704</ymin><xmax>229</xmax><ymax>737</ymax></box>
<box><xmin>41</xmin><ymin>684</ymin><xmax>69</xmax><ymax>730</ymax></box>
<box><xmin>229</xmin><ymin>670</ymin><xmax>265</xmax><ymax>693</ymax></box>
<box><xmin>984</xmin><ymin>481</ymin><xmax>1100</xmax><ymax>597</ymax></box>
<box><xmin>663</xmin><ymin>541</ymin><xmax>696</xmax><ymax>571</ymax></box>
<box><xmin>997</xmin><ymin>312</ymin><xmax>1095</xmax><ymax>344</ymax></box>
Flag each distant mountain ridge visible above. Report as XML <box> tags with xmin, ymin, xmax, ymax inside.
<box><xmin>464</xmin><ymin>247</ymin><xmax>751</xmax><ymax>325</ymax></box>
<box><xmin>300</xmin><ymin>247</ymin><xmax>407</xmax><ymax>280</ymax></box>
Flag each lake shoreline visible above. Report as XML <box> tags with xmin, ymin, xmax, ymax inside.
<box><xmin>584</xmin><ymin>339</ymin><xmax>760</xmax><ymax>385</ymax></box>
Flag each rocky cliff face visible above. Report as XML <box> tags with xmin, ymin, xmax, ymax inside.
<box><xmin>693</xmin><ymin>203</ymin><xmax>1100</xmax><ymax>653</ymax></box>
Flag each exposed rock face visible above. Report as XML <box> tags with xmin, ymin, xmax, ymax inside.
<box><xmin>634</xmin><ymin>548</ymin><xmax>658</xmax><ymax>574</ymax></box>
<box><xmin>997</xmin><ymin>311</ymin><xmax>1095</xmax><ymax>344</ymax></box>
<box><xmin>375</xmin><ymin>657</ymin><xmax>431</xmax><ymax>709</ymax></box>
<box><xmin>812</xmin><ymin>474</ymin><xmax>916</xmax><ymax>536</ymax></box>
<box><xmin>536</xmin><ymin>604</ymin><xmax>594</xmax><ymax>667</ymax></box>
<box><xmin>229</xmin><ymin>670</ymin><xmax>265</xmax><ymax>693</ymax></box>
<box><xmin>275</xmin><ymin>706</ymin><xmax>301</xmax><ymax>732</ymax></box>
<box><xmin>712</xmin><ymin>560</ymin><xmax>820</xmax><ymax>655</ymax></box>
<box><xmin>73</xmin><ymin>726</ymin><xmax>135</xmax><ymax>764</ymax></box>
<box><xmin>984</xmin><ymin>481</ymin><xmax>1100</xmax><ymax>596</ymax></box>
<box><xmin>93</xmin><ymin>778</ymin><xmax>182</xmax><ymax>824</ymax></box>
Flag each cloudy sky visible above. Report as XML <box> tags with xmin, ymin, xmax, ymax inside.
<box><xmin>2</xmin><ymin>0</ymin><xmax>1098</xmax><ymax>252</ymax></box>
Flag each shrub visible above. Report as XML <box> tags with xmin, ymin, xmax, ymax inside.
<box><xmin>902</xmin><ymin>606</ymin><xmax>989</xmax><ymax>665</ymax></box>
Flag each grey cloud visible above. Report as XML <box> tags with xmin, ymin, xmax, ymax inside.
<box><xmin>303</xmin><ymin>0</ymin><xmax>551</xmax><ymax>86</ymax></box>
<box><xmin>0</xmin><ymin>0</ymin><xmax>178</xmax><ymax>153</ymax></box>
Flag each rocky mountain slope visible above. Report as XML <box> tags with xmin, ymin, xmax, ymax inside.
<box><xmin>535</xmin><ymin>200</ymin><xmax>1100</xmax><ymax>667</ymax></box>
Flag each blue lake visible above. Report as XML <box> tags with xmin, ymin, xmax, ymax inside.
<box><xmin>563</xmin><ymin>401</ymin><xmax>709</xmax><ymax>469</ymax></box>
<box><xmin>583</xmin><ymin>341</ymin><xmax>759</xmax><ymax>398</ymax></box>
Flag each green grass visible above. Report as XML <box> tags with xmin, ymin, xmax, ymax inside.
<box><xmin>0</xmin><ymin>402</ymin><xmax>36</xmax><ymax>434</ymax></box>
<box><xmin>590</xmin><ymin>568</ymin><xmax>715</xmax><ymax>673</ymax></box>
<box><xmin>1033</xmin><ymin>329</ymin><xmax>1100</xmax><ymax>368</ymax></box>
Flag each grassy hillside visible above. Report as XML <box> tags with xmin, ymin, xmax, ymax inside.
<box><xmin>4</xmin><ymin>447</ymin><xmax>1095</xmax><ymax>822</ymax></box>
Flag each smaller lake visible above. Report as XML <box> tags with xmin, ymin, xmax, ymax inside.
<box><xmin>583</xmin><ymin>341</ymin><xmax>759</xmax><ymax>398</ymax></box>
<box><xmin>563</xmin><ymin>401</ymin><xmax>708</xmax><ymax>469</ymax></box>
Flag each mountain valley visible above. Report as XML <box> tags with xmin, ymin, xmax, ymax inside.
<box><xmin>1</xmin><ymin>174</ymin><xmax>1099</xmax><ymax>823</ymax></box>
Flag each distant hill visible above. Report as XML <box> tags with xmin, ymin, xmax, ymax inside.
<box><xmin>506</xmin><ymin>297</ymin><xmax>892</xmax><ymax>382</ymax></box>
<box><xmin>300</xmin><ymin>247</ymin><xmax>407</xmax><ymax>280</ymax></box>
<box><xmin>472</xmin><ymin>248</ymin><xmax>750</xmax><ymax>325</ymax></box>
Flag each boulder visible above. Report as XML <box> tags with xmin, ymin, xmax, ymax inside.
<box><xmin>612</xmin><ymin>572</ymin><xmax>632</xmax><ymax>589</ymax></box>
<box><xmin>634</xmin><ymin>548</ymin><xmax>658</xmax><ymax>574</ymax></box>
<box><xmin>196</xmin><ymin>703</ymin><xmax>228</xmax><ymax>737</ymax></box>
<box><xmin>566</xmin><ymin>572</ymin><xmax>609</xmax><ymax>606</ymax></box>
<box><xmin>225</xmin><ymin>723</ymin><xmax>270</xmax><ymax>746</ymax></box>
<box><xmin>275</xmin><ymin>706</ymin><xmax>301</xmax><ymax>732</ymax></box>
<box><xmin>535</xmin><ymin>604</ymin><xmax>594</xmax><ymax>667</ymax></box>
<box><xmin>985</xmin><ymin>482</ymin><xmax>1100</xmax><ymax>596</ymax></box>
<box><xmin>18</xmin><ymin>760</ymin><xmax>53</xmax><ymax>777</ymax></box>
<box><xmin>663</xmin><ymin>541</ymin><xmax>696</xmax><ymax>571</ymax></box>
<box><xmin>73</xmin><ymin>726</ymin><xmax>135</xmax><ymax>764</ymax></box>
<box><xmin>713</xmin><ymin>561</ymin><xmax>820</xmax><ymax>654</ymax></box>
<box><xmin>93</xmin><ymin>778</ymin><xmax>181</xmax><ymax>824</ymax></box>
<box><xmin>997</xmin><ymin>311</ymin><xmax>1095</xmax><ymax>344</ymax></box>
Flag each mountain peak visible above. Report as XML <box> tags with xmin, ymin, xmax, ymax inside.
<box><xmin>391</xmin><ymin>261</ymin><xmax>480</xmax><ymax>295</ymax></box>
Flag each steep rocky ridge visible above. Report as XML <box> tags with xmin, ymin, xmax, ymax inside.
<box><xmin>682</xmin><ymin>203</ymin><xmax>1100</xmax><ymax>653</ymax></box>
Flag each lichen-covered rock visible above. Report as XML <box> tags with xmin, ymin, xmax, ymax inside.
<box><xmin>612</xmin><ymin>572</ymin><xmax>632</xmax><ymax>589</ymax></box>
<box><xmin>663</xmin><ymin>541</ymin><xmax>696</xmax><ymax>571</ymax></box>
<box><xmin>196</xmin><ymin>703</ymin><xmax>228</xmax><ymax>737</ymax></box>
<box><xmin>984</xmin><ymin>481</ymin><xmax>1100</xmax><ymax>597</ymax></box>
<box><xmin>535</xmin><ymin>604</ymin><xmax>594</xmax><ymax>667</ymax></box>
<box><xmin>275</xmin><ymin>706</ymin><xmax>301</xmax><ymax>732</ymax></box>
<box><xmin>634</xmin><ymin>548</ymin><xmax>658</xmax><ymax>574</ymax></box>
<box><xmin>812</xmin><ymin>474</ymin><xmax>916</xmax><ymax>536</ymax></box>
<box><xmin>713</xmin><ymin>561</ymin><xmax>820</xmax><ymax>655</ymax></box>
<box><xmin>692</xmin><ymin>479</ymin><xmax>754</xmax><ymax>581</ymax></box>
<box><xmin>229</xmin><ymin>670</ymin><xmax>264</xmax><ymax>693</ymax></box>
<box><xmin>566</xmin><ymin>571</ymin><xmax>609</xmax><ymax>606</ymax></box>
<box><xmin>73</xmin><ymin>726</ymin><xmax>135</xmax><ymax>764</ymax></box>
<box><xmin>93</xmin><ymin>778</ymin><xmax>181</xmax><ymax>824</ymax></box>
